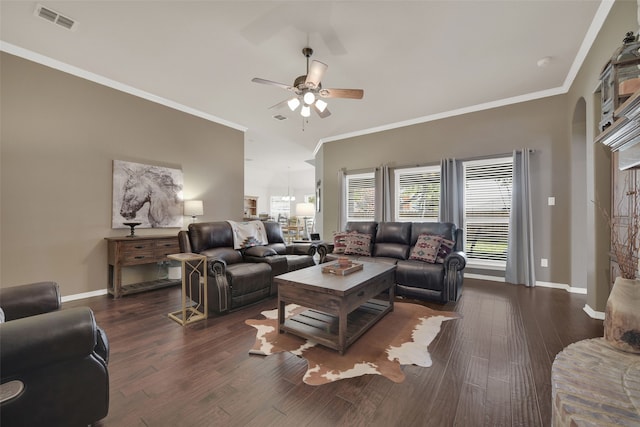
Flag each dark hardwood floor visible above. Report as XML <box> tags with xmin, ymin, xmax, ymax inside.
<box><xmin>66</xmin><ymin>278</ymin><xmax>603</xmax><ymax>427</ymax></box>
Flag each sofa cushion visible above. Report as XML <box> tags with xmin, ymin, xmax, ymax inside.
<box><xmin>409</xmin><ymin>234</ymin><xmax>442</xmax><ymax>263</ymax></box>
<box><xmin>333</xmin><ymin>231</ymin><xmax>351</xmax><ymax>254</ymax></box>
<box><xmin>345</xmin><ymin>222</ymin><xmax>378</xmax><ymax>244</ymax></box>
<box><xmin>373</xmin><ymin>222</ymin><xmax>412</xmax><ymax>259</ymax></box>
<box><xmin>344</xmin><ymin>233</ymin><xmax>372</xmax><ymax>256</ymax></box>
<box><xmin>411</xmin><ymin>222</ymin><xmax>457</xmax><ymax>246</ymax></box>
<box><xmin>243</xmin><ymin>246</ymin><xmax>277</xmax><ymax>257</ymax></box>
<box><xmin>436</xmin><ymin>238</ymin><xmax>455</xmax><ymax>263</ymax></box>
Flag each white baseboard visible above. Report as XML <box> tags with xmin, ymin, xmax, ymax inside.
<box><xmin>61</xmin><ymin>289</ymin><xmax>108</xmax><ymax>303</ymax></box>
<box><xmin>465</xmin><ymin>273</ymin><xmax>587</xmax><ymax>294</ymax></box>
<box><xmin>583</xmin><ymin>304</ymin><xmax>605</xmax><ymax>320</ymax></box>
<box><xmin>465</xmin><ymin>273</ymin><xmax>506</xmax><ymax>282</ymax></box>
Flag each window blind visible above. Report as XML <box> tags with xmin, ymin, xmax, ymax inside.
<box><xmin>463</xmin><ymin>157</ymin><xmax>513</xmax><ymax>266</ymax></box>
<box><xmin>346</xmin><ymin>172</ymin><xmax>375</xmax><ymax>222</ymax></box>
<box><xmin>394</xmin><ymin>165</ymin><xmax>440</xmax><ymax>222</ymax></box>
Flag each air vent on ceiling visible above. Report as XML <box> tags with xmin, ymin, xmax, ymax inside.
<box><xmin>34</xmin><ymin>4</ymin><xmax>78</xmax><ymax>31</ymax></box>
<box><xmin>273</xmin><ymin>115</ymin><xmax>287</xmax><ymax>121</ymax></box>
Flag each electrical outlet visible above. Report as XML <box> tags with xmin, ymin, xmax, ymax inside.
<box><xmin>541</xmin><ymin>258</ymin><xmax>548</xmax><ymax>267</ymax></box>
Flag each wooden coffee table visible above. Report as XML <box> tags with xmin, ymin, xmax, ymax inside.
<box><xmin>275</xmin><ymin>260</ymin><xmax>396</xmax><ymax>354</ymax></box>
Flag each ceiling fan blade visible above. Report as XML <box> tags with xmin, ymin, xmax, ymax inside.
<box><xmin>305</xmin><ymin>60</ymin><xmax>328</xmax><ymax>88</ymax></box>
<box><xmin>319</xmin><ymin>88</ymin><xmax>364</xmax><ymax>99</ymax></box>
<box><xmin>251</xmin><ymin>77</ymin><xmax>292</xmax><ymax>91</ymax></box>
<box><xmin>313</xmin><ymin>103</ymin><xmax>331</xmax><ymax>118</ymax></box>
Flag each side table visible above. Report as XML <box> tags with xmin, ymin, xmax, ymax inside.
<box><xmin>552</xmin><ymin>337</ymin><xmax>640</xmax><ymax>426</ymax></box>
<box><xmin>167</xmin><ymin>253</ymin><xmax>208</xmax><ymax>326</ymax></box>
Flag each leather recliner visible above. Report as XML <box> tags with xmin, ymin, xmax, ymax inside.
<box><xmin>0</xmin><ymin>281</ymin><xmax>110</xmax><ymax>427</ymax></box>
<box><xmin>178</xmin><ymin>221</ymin><xmax>316</xmax><ymax>314</ymax></box>
<box><xmin>324</xmin><ymin>221</ymin><xmax>467</xmax><ymax>303</ymax></box>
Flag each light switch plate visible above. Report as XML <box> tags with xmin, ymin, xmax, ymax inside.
<box><xmin>541</xmin><ymin>258</ymin><xmax>548</xmax><ymax>267</ymax></box>
<box><xmin>548</xmin><ymin>197</ymin><xmax>555</xmax><ymax>206</ymax></box>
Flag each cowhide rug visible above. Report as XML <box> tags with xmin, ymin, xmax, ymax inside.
<box><xmin>245</xmin><ymin>302</ymin><xmax>459</xmax><ymax>385</ymax></box>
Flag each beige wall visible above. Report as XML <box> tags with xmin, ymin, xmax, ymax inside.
<box><xmin>1</xmin><ymin>52</ymin><xmax>244</xmax><ymax>296</ymax></box>
<box><xmin>319</xmin><ymin>96</ymin><xmax>570</xmax><ymax>285</ymax></box>
<box><xmin>566</xmin><ymin>0</ymin><xmax>636</xmax><ymax>311</ymax></box>
<box><xmin>318</xmin><ymin>0</ymin><xmax>637</xmax><ymax>310</ymax></box>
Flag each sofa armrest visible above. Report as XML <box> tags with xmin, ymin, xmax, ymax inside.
<box><xmin>207</xmin><ymin>257</ymin><xmax>227</xmax><ymax>276</ymax></box>
<box><xmin>0</xmin><ymin>281</ymin><xmax>61</xmax><ymax>321</ymax></box>
<box><xmin>0</xmin><ymin>307</ymin><xmax>101</xmax><ymax>378</ymax></box>
<box><xmin>444</xmin><ymin>251</ymin><xmax>467</xmax><ymax>271</ymax></box>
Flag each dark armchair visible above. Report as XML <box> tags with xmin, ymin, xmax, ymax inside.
<box><xmin>0</xmin><ymin>281</ymin><xmax>109</xmax><ymax>427</ymax></box>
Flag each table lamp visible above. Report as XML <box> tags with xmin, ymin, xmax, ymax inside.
<box><xmin>184</xmin><ymin>200</ymin><xmax>204</xmax><ymax>223</ymax></box>
<box><xmin>296</xmin><ymin>202</ymin><xmax>315</xmax><ymax>240</ymax></box>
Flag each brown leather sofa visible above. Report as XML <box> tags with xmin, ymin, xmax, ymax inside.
<box><xmin>324</xmin><ymin>221</ymin><xmax>467</xmax><ymax>302</ymax></box>
<box><xmin>178</xmin><ymin>221</ymin><xmax>316</xmax><ymax>314</ymax></box>
<box><xmin>0</xmin><ymin>281</ymin><xmax>110</xmax><ymax>427</ymax></box>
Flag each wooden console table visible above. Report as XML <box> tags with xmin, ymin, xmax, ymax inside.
<box><xmin>105</xmin><ymin>235</ymin><xmax>181</xmax><ymax>298</ymax></box>
<box><xmin>552</xmin><ymin>338</ymin><xmax>640</xmax><ymax>426</ymax></box>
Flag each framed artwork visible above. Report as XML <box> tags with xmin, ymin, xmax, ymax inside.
<box><xmin>112</xmin><ymin>160</ymin><xmax>183</xmax><ymax>228</ymax></box>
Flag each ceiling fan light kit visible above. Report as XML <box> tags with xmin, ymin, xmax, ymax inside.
<box><xmin>252</xmin><ymin>47</ymin><xmax>364</xmax><ymax>121</ymax></box>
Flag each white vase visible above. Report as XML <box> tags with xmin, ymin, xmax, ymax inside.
<box><xmin>604</xmin><ymin>276</ymin><xmax>640</xmax><ymax>353</ymax></box>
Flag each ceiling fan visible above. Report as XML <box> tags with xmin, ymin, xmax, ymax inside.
<box><xmin>252</xmin><ymin>47</ymin><xmax>364</xmax><ymax>119</ymax></box>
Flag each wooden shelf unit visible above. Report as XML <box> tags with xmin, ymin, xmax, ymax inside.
<box><xmin>105</xmin><ymin>235</ymin><xmax>181</xmax><ymax>298</ymax></box>
<box><xmin>243</xmin><ymin>195</ymin><xmax>258</xmax><ymax>218</ymax></box>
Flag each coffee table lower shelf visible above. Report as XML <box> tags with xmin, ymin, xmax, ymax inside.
<box><xmin>280</xmin><ymin>299</ymin><xmax>391</xmax><ymax>353</ymax></box>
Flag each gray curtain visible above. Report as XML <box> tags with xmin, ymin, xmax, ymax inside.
<box><xmin>440</xmin><ymin>158</ymin><xmax>463</xmax><ymax>231</ymax></box>
<box><xmin>375</xmin><ymin>164</ymin><xmax>392</xmax><ymax>222</ymax></box>
<box><xmin>338</xmin><ymin>168</ymin><xmax>347</xmax><ymax>231</ymax></box>
<box><xmin>505</xmin><ymin>149</ymin><xmax>536</xmax><ymax>286</ymax></box>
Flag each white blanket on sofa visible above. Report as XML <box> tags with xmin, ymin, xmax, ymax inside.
<box><xmin>227</xmin><ymin>220</ymin><xmax>268</xmax><ymax>249</ymax></box>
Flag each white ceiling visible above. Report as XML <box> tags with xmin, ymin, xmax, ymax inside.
<box><xmin>1</xmin><ymin>1</ymin><xmax>610</xmax><ymax>175</ymax></box>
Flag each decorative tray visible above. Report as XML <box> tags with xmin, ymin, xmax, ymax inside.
<box><xmin>321</xmin><ymin>262</ymin><xmax>363</xmax><ymax>276</ymax></box>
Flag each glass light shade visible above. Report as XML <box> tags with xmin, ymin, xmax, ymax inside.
<box><xmin>303</xmin><ymin>92</ymin><xmax>315</xmax><ymax>105</ymax></box>
<box><xmin>296</xmin><ymin>202</ymin><xmax>315</xmax><ymax>217</ymax></box>
<box><xmin>184</xmin><ymin>200</ymin><xmax>204</xmax><ymax>217</ymax></box>
<box><xmin>315</xmin><ymin>99</ymin><xmax>328</xmax><ymax>112</ymax></box>
<box><xmin>287</xmin><ymin>97</ymin><xmax>300</xmax><ymax>111</ymax></box>
<box><xmin>300</xmin><ymin>105</ymin><xmax>311</xmax><ymax>117</ymax></box>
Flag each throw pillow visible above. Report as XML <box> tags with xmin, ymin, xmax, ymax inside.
<box><xmin>333</xmin><ymin>231</ymin><xmax>352</xmax><ymax>254</ymax></box>
<box><xmin>0</xmin><ymin>307</ymin><xmax>4</xmax><ymax>323</ymax></box>
<box><xmin>344</xmin><ymin>233</ymin><xmax>372</xmax><ymax>256</ymax></box>
<box><xmin>409</xmin><ymin>234</ymin><xmax>442</xmax><ymax>263</ymax></box>
<box><xmin>436</xmin><ymin>238</ymin><xmax>455</xmax><ymax>264</ymax></box>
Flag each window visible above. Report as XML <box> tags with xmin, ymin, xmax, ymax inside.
<box><xmin>394</xmin><ymin>165</ymin><xmax>440</xmax><ymax>222</ymax></box>
<box><xmin>463</xmin><ymin>157</ymin><xmax>513</xmax><ymax>267</ymax></box>
<box><xmin>270</xmin><ymin>196</ymin><xmax>294</xmax><ymax>219</ymax></box>
<box><xmin>346</xmin><ymin>172</ymin><xmax>375</xmax><ymax>222</ymax></box>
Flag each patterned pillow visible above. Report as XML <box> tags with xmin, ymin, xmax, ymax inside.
<box><xmin>409</xmin><ymin>234</ymin><xmax>443</xmax><ymax>263</ymax></box>
<box><xmin>344</xmin><ymin>233</ymin><xmax>372</xmax><ymax>256</ymax></box>
<box><xmin>436</xmin><ymin>238</ymin><xmax>455</xmax><ymax>264</ymax></box>
<box><xmin>333</xmin><ymin>231</ymin><xmax>352</xmax><ymax>254</ymax></box>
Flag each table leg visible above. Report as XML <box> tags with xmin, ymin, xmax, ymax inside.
<box><xmin>338</xmin><ymin>306</ymin><xmax>347</xmax><ymax>355</ymax></box>
<box><xmin>278</xmin><ymin>296</ymin><xmax>285</xmax><ymax>333</ymax></box>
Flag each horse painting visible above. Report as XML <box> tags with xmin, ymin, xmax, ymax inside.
<box><xmin>113</xmin><ymin>160</ymin><xmax>183</xmax><ymax>228</ymax></box>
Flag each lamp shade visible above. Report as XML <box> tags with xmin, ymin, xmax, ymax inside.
<box><xmin>184</xmin><ymin>200</ymin><xmax>204</xmax><ymax>217</ymax></box>
<box><xmin>296</xmin><ymin>202</ymin><xmax>315</xmax><ymax>217</ymax></box>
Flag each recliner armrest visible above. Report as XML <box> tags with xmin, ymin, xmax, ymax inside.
<box><xmin>0</xmin><ymin>307</ymin><xmax>102</xmax><ymax>378</ymax></box>
<box><xmin>0</xmin><ymin>281</ymin><xmax>61</xmax><ymax>321</ymax></box>
<box><xmin>444</xmin><ymin>251</ymin><xmax>467</xmax><ymax>270</ymax></box>
<box><xmin>207</xmin><ymin>257</ymin><xmax>228</xmax><ymax>276</ymax></box>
